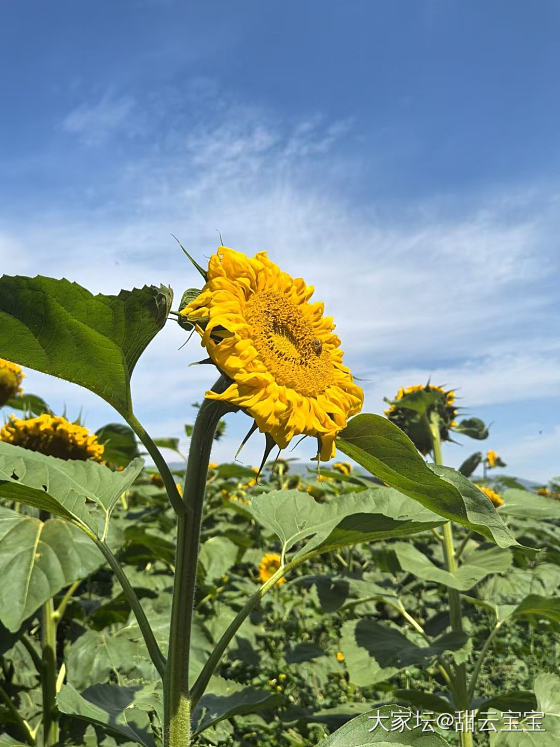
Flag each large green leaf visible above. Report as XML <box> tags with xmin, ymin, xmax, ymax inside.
<box><xmin>0</xmin><ymin>276</ymin><xmax>172</xmax><ymax>417</ymax></box>
<box><xmin>491</xmin><ymin>673</ymin><xmax>560</xmax><ymax>746</ymax></box>
<box><xmin>340</xmin><ymin>619</ymin><xmax>467</xmax><ymax>687</ymax></box>
<box><xmin>57</xmin><ymin>683</ymin><xmax>157</xmax><ymax>746</ymax></box>
<box><xmin>393</xmin><ymin>543</ymin><xmax>512</xmax><ymax>591</ymax></box>
<box><xmin>192</xmin><ymin>676</ymin><xmax>281</xmax><ymax>735</ymax></box>
<box><xmin>95</xmin><ymin>423</ymin><xmax>140</xmax><ymax>468</ymax></box>
<box><xmin>316</xmin><ymin>704</ymin><xmax>451</xmax><ymax>745</ymax></box>
<box><xmin>500</xmin><ymin>489</ymin><xmax>560</xmax><ymax>520</ymax></box>
<box><xmin>4</xmin><ymin>393</ymin><xmax>52</xmax><ymax>416</ymax></box>
<box><xmin>0</xmin><ymin>508</ymin><xmax>103</xmax><ymax>631</ymax></box>
<box><xmin>0</xmin><ymin>440</ymin><xmax>143</xmax><ymax>534</ymax></box>
<box><xmin>336</xmin><ymin>415</ymin><xmax>517</xmax><ymax>547</ymax></box>
<box><xmin>244</xmin><ymin>488</ymin><xmax>445</xmax><ymax>562</ymax></box>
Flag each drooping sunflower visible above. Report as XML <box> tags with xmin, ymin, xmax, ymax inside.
<box><xmin>0</xmin><ymin>413</ymin><xmax>104</xmax><ymax>462</ymax></box>
<box><xmin>384</xmin><ymin>383</ymin><xmax>457</xmax><ymax>455</ymax></box>
<box><xmin>181</xmin><ymin>246</ymin><xmax>363</xmax><ymax>460</ymax></box>
<box><xmin>0</xmin><ymin>358</ymin><xmax>25</xmax><ymax>407</ymax></box>
<box><xmin>258</xmin><ymin>552</ymin><xmax>286</xmax><ymax>585</ymax></box>
<box><xmin>333</xmin><ymin>461</ymin><xmax>353</xmax><ymax>475</ymax></box>
<box><xmin>475</xmin><ymin>483</ymin><xmax>504</xmax><ymax>509</ymax></box>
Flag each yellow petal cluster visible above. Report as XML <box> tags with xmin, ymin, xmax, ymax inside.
<box><xmin>475</xmin><ymin>484</ymin><xmax>504</xmax><ymax>508</ymax></box>
<box><xmin>0</xmin><ymin>414</ymin><xmax>104</xmax><ymax>462</ymax></box>
<box><xmin>0</xmin><ymin>358</ymin><xmax>25</xmax><ymax>406</ymax></box>
<box><xmin>181</xmin><ymin>246</ymin><xmax>363</xmax><ymax>460</ymax></box>
<box><xmin>333</xmin><ymin>461</ymin><xmax>353</xmax><ymax>475</ymax></box>
<box><xmin>258</xmin><ymin>552</ymin><xmax>286</xmax><ymax>585</ymax></box>
<box><xmin>486</xmin><ymin>450</ymin><xmax>498</xmax><ymax>468</ymax></box>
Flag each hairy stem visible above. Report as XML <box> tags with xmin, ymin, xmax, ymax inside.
<box><xmin>127</xmin><ymin>413</ymin><xmax>185</xmax><ymax>515</ymax></box>
<box><xmin>164</xmin><ymin>376</ymin><xmax>233</xmax><ymax>747</ymax></box>
<box><xmin>429</xmin><ymin>413</ymin><xmax>472</xmax><ymax>747</ymax></box>
<box><xmin>467</xmin><ymin>620</ymin><xmax>504</xmax><ymax>704</ymax></box>
<box><xmin>93</xmin><ymin>537</ymin><xmax>166</xmax><ymax>678</ymax></box>
<box><xmin>41</xmin><ymin>598</ymin><xmax>58</xmax><ymax>747</ymax></box>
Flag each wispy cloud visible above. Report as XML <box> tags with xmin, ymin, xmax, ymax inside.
<box><xmin>62</xmin><ymin>93</ymin><xmax>137</xmax><ymax>146</ymax></box>
<box><xmin>4</xmin><ymin>86</ymin><xmax>560</xmax><ymax>479</ymax></box>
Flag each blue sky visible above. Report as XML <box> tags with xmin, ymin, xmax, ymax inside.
<box><xmin>1</xmin><ymin>1</ymin><xmax>560</xmax><ymax>481</ymax></box>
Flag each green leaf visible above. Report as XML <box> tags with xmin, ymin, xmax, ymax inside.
<box><xmin>336</xmin><ymin>415</ymin><xmax>518</xmax><ymax>547</ymax></box>
<box><xmin>192</xmin><ymin>676</ymin><xmax>281</xmax><ymax>736</ymax></box>
<box><xmin>393</xmin><ymin>543</ymin><xmax>512</xmax><ymax>591</ymax></box>
<box><xmin>57</xmin><ymin>683</ymin><xmax>157</xmax><ymax>746</ymax></box>
<box><xmin>511</xmin><ymin>594</ymin><xmax>560</xmax><ymax>625</ymax></box>
<box><xmin>152</xmin><ymin>437</ymin><xmax>180</xmax><ymax>450</ymax></box>
<box><xmin>453</xmin><ymin>418</ymin><xmax>489</xmax><ymax>440</ymax></box>
<box><xmin>0</xmin><ymin>508</ymin><xmax>103</xmax><ymax>631</ymax></box>
<box><xmin>491</xmin><ymin>673</ymin><xmax>560</xmax><ymax>745</ymax></box>
<box><xmin>340</xmin><ymin>619</ymin><xmax>467</xmax><ymax>687</ymax></box>
<box><xmin>458</xmin><ymin>452</ymin><xmax>482</xmax><ymax>478</ymax></box>
<box><xmin>244</xmin><ymin>488</ymin><xmax>445</xmax><ymax>562</ymax></box>
<box><xmin>316</xmin><ymin>704</ymin><xmax>451</xmax><ymax>745</ymax></box>
<box><xmin>500</xmin><ymin>489</ymin><xmax>560</xmax><ymax>520</ymax></box>
<box><xmin>394</xmin><ymin>689</ymin><xmax>453</xmax><ymax>714</ymax></box>
<box><xmin>177</xmin><ymin>288</ymin><xmax>203</xmax><ymax>331</ymax></box>
<box><xmin>199</xmin><ymin>537</ymin><xmax>239</xmax><ymax>583</ymax></box>
<box><xmin>95</xmin><ymin>423</ymin><xmax>140</xmax><ymax>468</ymax></box>
<box><xmin>0</xmin><ymin>441</ymin><xmax>144</xmax><ymax>534</ymax></box>
<box><xmin>0</xmin><ymin>275</ymin><xmax>172</xmax><ymax>418</ymax></box>
<box><xmin>4</xmin><ymin>393</ymin><xmax>52</xmax><ymax>416</ymax></box>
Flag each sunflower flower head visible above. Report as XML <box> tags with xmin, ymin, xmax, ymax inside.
<box><xmin>384</xmin><ymin>384</ymin><xmax>457</xmax><ymax>455</ymax></box>
<box><xmin>333</xmin><ymin>461</ymin><xmax>353</xmax><ymax>476</ymax></box>
<box><xmin>475</xmin><ymin>483</ymin><xmax>504</xmax><ymax>509</ymax></box>
<box><xmin>258</xmin><ymin>552</ymin><xmax>285</xmax><ymax>585</ymax></box>
<box><xmin>180</xmin><ymin>246</ymin><xmax>363</xmax><ymax>461</ymax></box>
<box><xmin>0</xmin><ymin>414</ymin><xmax>104</xmax><ymax>462</ymax></box>
<box><xmin>0</xmin><ymin>358</ymin><xmax>25</xmax><ymax>406</ymax></box>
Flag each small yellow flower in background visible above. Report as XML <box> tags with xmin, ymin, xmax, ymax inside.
<box><xmin>0</xmin><ymin>414</ymin><xmax>104</xmax><ymax>462</ymax></box>
<box><xmin>0</xmin><ymin>358</ymin><xmax>25</xmax><ymax>407</ymax></box>
<box><xmin>475</xmin><ymin>484</ymin><xmax>504</xmax><ymax>508</ymax></box>
<box><xmin>208</xmin><ymin>462</ymin><xmax>219</xmax><ymax>470</ymax></box>
<box><xmin>278</xmin><ymin>673</ymin><xmax>287</xmax><ymax>681</ymax></box>
<box><xmin>316</xmin><ymin>474</ymin><xmax>333</xmax><ymax>483</ymax></box>
<box><xmin>333</xmin><ymin>462</ymin><xmax>353</xmax><ymax>475</ymax></box>
<box><xmin>486</xmin><ymin>450</ymin><xmax>498</xmax><ymax>468</ymax></box>
<box><xmin>336</xmin><ymin>651</ymin><xmax>345</xmax><ymax>662</ymax></box>
<box><xmin>181</xmin><ymin>246</ymin><xmax>363</xmax><ymax>461</ymax></box>
<box><xmin>537</xmin><ymin>487</ymin><xmax>552</xmax><ymax>497</ymax></box>
<box><xmin>150</xmin><ymin>473</ymin><xmax>165</xmax><ymax>487</ymax></box>
<box><xmin>258</xmin><ymin>552</ymin><xmax>286</xmax><ymax>585</ymax></box>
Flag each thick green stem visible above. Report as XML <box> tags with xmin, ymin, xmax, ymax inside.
<box><xmin>93</xmin><ymin>537</ymin><xmax>166</xmax><ymax>678</ymax></box>
<box><xmin>127</xmin><ymin>413</ymin><xmax>185</xmax><ymax>516</ymax></box>
<box><xmin>164</xmin><ymin>376</ymin><xmax>233</xmax><ymax>747</ymax></box>
<box><xmin>41</xmin><ymin>598</ymin><xmax>58</xmax><ymax>747</ymax></box>
<box><xmin>429</xmin><ymin>414</ymin><xmax>472</xmax><ymax>747</ymax></box>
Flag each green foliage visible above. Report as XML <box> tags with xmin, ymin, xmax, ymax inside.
<box><xmin>0</xmin><ymin>276</ymin><xmax>172</xmax><ymax>417</ymax></box>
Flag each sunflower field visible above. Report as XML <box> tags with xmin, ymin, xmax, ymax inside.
<box><xmin>0</xmin><ymin>248</ymin><xmax>559</xmax><ymax>747</ymax></box>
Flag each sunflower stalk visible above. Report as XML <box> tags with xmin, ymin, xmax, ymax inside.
<box><xmin>164</xmin><ymin>375</ymin><xmax>233</xmax><ymax>747</ymax></box>
<box><xmin>429</xmin><ymin>412</ymin><xmax>473</xmax><ymax>747</ymax></box>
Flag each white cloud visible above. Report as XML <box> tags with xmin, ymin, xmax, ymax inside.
<box><xmin>4</xmin><ymin>90</ymin><xmax>560</xmax><ymax>479</ymax></box>
<box><xmin>62</xmin><ymin>94</ymin><xmax>137</xmax><ymax>146</ymax></box>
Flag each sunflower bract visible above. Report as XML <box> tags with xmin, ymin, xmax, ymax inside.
<box><xmin>181</xmin><ymin>246</ymin><xmax>363</xmax><ymax>460</ymax></box>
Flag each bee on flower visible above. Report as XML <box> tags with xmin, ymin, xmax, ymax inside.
<box><xmin>180</xmin><ymin>246</ymin><xmax>363</xmax><ymax>463</ymax></box>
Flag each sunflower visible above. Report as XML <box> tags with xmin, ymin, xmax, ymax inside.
<box><xmin>258</xmin><ymin>552</ymin><xmax>286</xmax><ymax>585</ymax></box>
<box><xmin>333</xmin><ymin>461</ymin><xmax>353</xmax><ymax>475</ymax></box>
<box><xmin>0</xmin><ymin>414</ymin><xmax>104</xmax><ymax>462</ymax></box>
<box><xmin>475</xmin><ymin>484</ymin><xmax>504</xmax><ymax>509</ymax></box>
<box><xmin>181</xmin><ymin>246</ymin><xmax>363</xmax><ymax>460</ymax></box>
<box><xmin>0</xmin><ymin>358</ymin><xmax>25</xmax><ymax>407</ymax></box>
<box><xmin>384</xmin><ymin>383</ymin><xmax>457</xmax><ymax>455</ymax></box>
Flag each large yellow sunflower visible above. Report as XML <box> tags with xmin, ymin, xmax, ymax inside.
<box><xmin>0</xmin><ymin>414</ymin><xmax>104</xmax><ymax>462</ymax></box>
<box><xmin>181</xmin><ymin>246</ymin><xmax>363</xmax><ymax>460</ymax></box>
<box><xmin>0</xmin><ymin>358</ymin><xmax>25</xmax><ymax>406</ymax></box>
